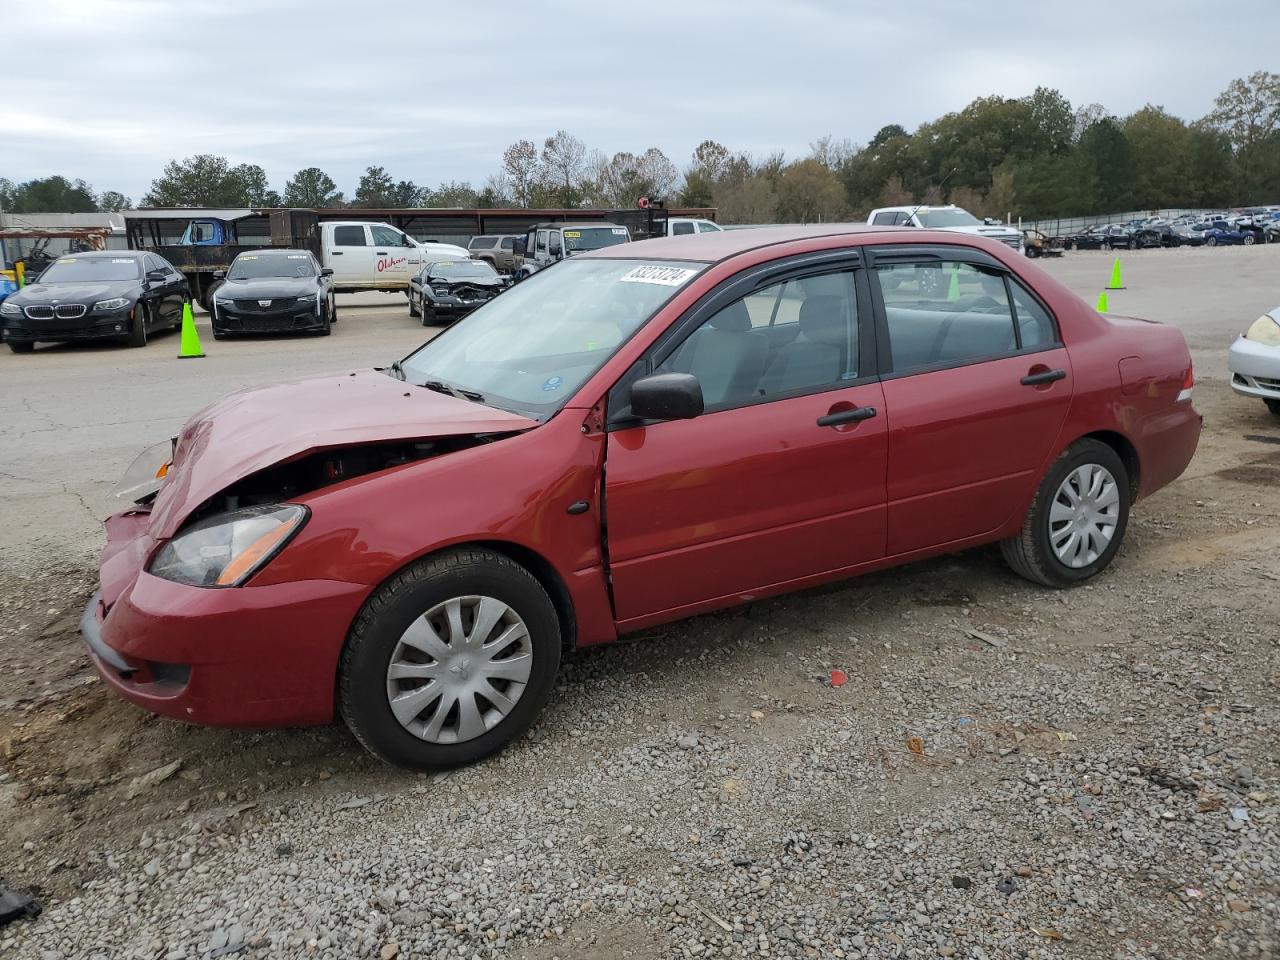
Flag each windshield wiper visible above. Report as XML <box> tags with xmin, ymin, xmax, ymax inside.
<box><xmin>456</xmin><ymin>388</ymin><xmax>486</xmax><ymax>403</ymax></box>
<box><xmin>421</xmin><ymin>379</ymin><xmax>485</xmax><ymax>405</ymax></box>
<box><xmin>422</xmin><ymin>379</ymin><xmax>456</xmax><ymax>397</ymax></box>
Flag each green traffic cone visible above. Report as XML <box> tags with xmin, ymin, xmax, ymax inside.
<box><xmin>177</xmin><ymin>301</ymin><xmax>205</xmax><ymax>359</ymax></box>
<box><xmin>1106</xmin><ymin>258</ymin><xmax>1125</xmax><ymax>290</ymax></box>
<box><xmin>947</xmin><ymin>266</ymin><xmax>960</xmax><ymax>302</ymax></box>
<box><xmin>1095</xmin><ymin>290</ymin><xmax>1109</xmax><ymax>313</ymax></box>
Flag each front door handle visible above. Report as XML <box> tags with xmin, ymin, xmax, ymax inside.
<box><xmin>817</xmin><ymin>406</ymin><xmax>877</xmax><ymax>427</ymax></box>
<box><xmin>1021</xmin><ymin>368</ymin><xmax>1066</xmax><ymax>386</ymax></box>
<box><xmin>376</xmin><ymin>250</ymin><xmax>389</xmax><ymax>255</ymax></box>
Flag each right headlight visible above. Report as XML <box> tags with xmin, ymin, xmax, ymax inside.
<box><xmin>0</xmin><ymin>301</ymin><xmax>21</xmax><ymax>317</ymax></box>
<box><xmin>149</xmin><ymin>504</ymin><xmax>308</xmax><ymax>587</ymax></box>
<box><xmin>1243</xmin><ymin>314</ymin><xmax>1280</xmax><ymax>346</ymax></box>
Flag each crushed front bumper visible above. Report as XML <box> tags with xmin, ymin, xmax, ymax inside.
<box><xmin>80</xmin><ymin>514</ymin><xmax>370</xmax><ymax>727</ymax></box>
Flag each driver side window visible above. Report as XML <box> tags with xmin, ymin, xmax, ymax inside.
<box><xmin>371</xmin><ymin>225</ymin><xmax>408</xmax><ymax>248</ymax></box>
<box><xmin>654</xmin><ymin>270</ymin><xmax>859</xmax><ymax>412</ymax></box>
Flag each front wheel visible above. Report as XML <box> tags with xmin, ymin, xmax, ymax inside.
<box><xmin>1206</xmin><ymin>236</ymin><xmax>1218</xmax><ymax>247</ymax></box>
<box><xmin>127</xmin><ymin>303</ymin><xmax>149</xmax><ymax>348</ymax></box>
<box><xmin>1265</xmin><ymin>398</ymin><xmax>1280</xmax><ymax>417</ymax></box>
<box><xmin>1127</xmin><ymin>239</ymin><xmax>1136</xmax><ymax>250</ymax></box>
<box><xmin>8</xmin><ymin>341</ymin><xmax>34</xmax><ymax>354</ymax></box>
<box><xmin>338</xmin><ymin>548</ymin><xmax>562</xmax><ymax>769</ymax></box>
<box><xmin>408</xmin><ymin>292</ymin><xmax>420</xmax><ymax>318</ymax></box>
<box><xmin>1001</xmin><ymin>439</ymin><xmax>1129</xmax><ymax>588</ymax></box>
<box><xmin>1243</xmin><ymin>234</ymin><xmax>1255</xmax><ymax>245</ymax></box>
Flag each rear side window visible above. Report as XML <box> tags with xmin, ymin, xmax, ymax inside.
<box><xmin>333</xmin><ymin>225</ymin><xmax>367</xmax><ymax>246</ymax></box>
<box><xmin>872</xmin><ymin>212</ymin><xmax>903</xmax><ymax>225</ymax></box>
<box><xmin>1009</xmin><ymin>280</ymin><xmax>1058</xmax><ymax>349</ymax></box>
<box><xmin>671</xmin><ymin>222</ymin><xmax>695</xmax><ymax>235</ymax></box>
<box><xmin>875</xmin><ymin>260</ymin><xmax>1020</xmax><ymax>373</ymax></box>
<box><xmin>469</xmin><ymin>236</ymin><xmax>497</xmax><ymax>249</ymax></box>
<box><xmin>500</xmin><ymin>237</ymin><xmax>516</xmax><ymax>250</ymax></box>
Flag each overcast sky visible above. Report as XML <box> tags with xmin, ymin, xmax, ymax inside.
<box><xmin>3</xmin><ymin>0</ymin><xmax>1276</xmax><ymax>202</ymax></box>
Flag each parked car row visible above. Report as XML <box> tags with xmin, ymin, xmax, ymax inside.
<box><xmin>1059</xmin><ymin>210</ymin><xmax>1280</xmax><ymax>251</ymax></box>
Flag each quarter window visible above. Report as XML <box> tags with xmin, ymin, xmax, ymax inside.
<box><xmin>333</xmin><ymin>225</ymin><xmax>367</xmax><ymax>246</ymax></box>
<box><xmin>654</xmin><ymin>270</ymin><xmax>859</xmax><ymax>412</ymax></box>
<box><xmin>875</xmin><ymin>260</ymin><xmax>1023</xmax><ymax>372</ymax></box>
<box><xmin>671</xmin><ymin>222</ymin><xmax>695</xmax><ymax>235</ymax></box>
<box><xmin>1008</xmin><ymin>280</ymin><xmax>1057</xmax><ymax>349</ymax></box>
<box><xmin>696</xmin><ymin>220</ymin><xmax>722</xmax><ymax>233</ymax></box>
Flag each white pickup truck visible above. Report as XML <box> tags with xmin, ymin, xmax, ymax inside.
<box><xmin>866</xmin><ymin>205</ymin><xmax>1024</xmax><ymax>254</ymax></box>
<box><xmin>319</xmin><ymin>221</ymin><xmax>469</xmax><ymax>293</ymax></box>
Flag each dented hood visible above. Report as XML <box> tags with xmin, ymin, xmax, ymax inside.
<box><xmin>148</xmin><ymin>370</ymin><xmax>537</xmax><ymax>539</ymax></box>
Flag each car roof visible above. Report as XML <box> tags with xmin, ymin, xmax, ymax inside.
<box><xmin>59</xmin><ymin>250</ymin><xmax>141</xmax><ymax>259</ymax></box>
<box><xmin>234</xmin><ymin>248</ymin><xmax>313</xmax><ymax>258</ymax></box>
<box><xmin>580</xmin><ymin>223</ymin><xmax>903</xmax><ymax>262</ymax></box>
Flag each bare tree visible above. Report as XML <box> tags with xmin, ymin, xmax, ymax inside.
<box><xmin>636</xmin><ymin>148</ymin><xmax>678</xmax><ymax>201</ymax></box>
<box><xmin>540</xmin><ymin>130</ymin><xmax>588</xmax><ymax>204</ymax></box>
<box><xmin>809</xmin><ymin>135</ymin><xmax>856</xmax><ymax>169</ymax></box>
<box><xmin>502</xmin><ymin>140</ymin><xmax>541</xmax><ymax>207</ymax></box>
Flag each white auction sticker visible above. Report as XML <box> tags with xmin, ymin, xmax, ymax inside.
<box><xmin>618</xmin><ymin>265</ymin><xmax>698</xmax><ymax>286</ymax></box>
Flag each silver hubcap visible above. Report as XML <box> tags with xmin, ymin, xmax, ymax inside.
<box><xmin>1049</xmin><ymin>463</ymin><xmax>1120</xmax><ymax>568</ymax></box>
<box><xmin>386</xmin><ymin>596</ymin><xmax>533</xmax><ymax>744</ymax></box>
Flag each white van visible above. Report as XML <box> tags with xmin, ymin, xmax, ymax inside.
<box><xmin>319</xmin><ymin>221</ymin><xmax>468</xmax><ymax>293</ymax></box>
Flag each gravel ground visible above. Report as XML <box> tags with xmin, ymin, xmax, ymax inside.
<box><xmin>2</xmin><ymin>250</ymin><xmax>1279</xmax><ymax>959</ymax></box>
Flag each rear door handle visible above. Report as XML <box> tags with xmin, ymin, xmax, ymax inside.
<box><xmin>1020</xmin><ymin>368</ymin><xmax>1066</xmax><ymax>386</ymax></box>
<box><xmin>331</xmin><ymin>251</ymin><xmax>343</xmax><ymax>255</ymax></box>
<box><xmin>817</xmin><ymin>406</ymin><xmax>877</xmax><ymax>427</ymax></box>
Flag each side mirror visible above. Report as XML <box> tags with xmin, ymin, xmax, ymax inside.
<box><xmin>629</xmin><ymin>372</ymin><xmax>704</xmax><ymax>421</ymax></box>
<box><xmin>212</xmin><ymin>269</ymin><xmax>226</xmax><ymax>280</ymax></box>
<box><xmin>146</xmin><ymin>269</ymin><xmax>168</xmax><ymax>283</ymax></box>
<box><xmin>320</xmin><ymin>267</ymin><xmax>334</xmax><ymax>277</ymax></box>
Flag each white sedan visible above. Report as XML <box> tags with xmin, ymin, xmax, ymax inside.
<box><xmin>1228</xmin><ymin>307</ymin><xmax>1280</xmax><ymax>416</ymax></box>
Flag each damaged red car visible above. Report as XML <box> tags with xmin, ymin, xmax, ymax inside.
<box><xmin>82</xmin><ymin>226</ymin><xmax>1201</xmax><ymax>768</ymax></box>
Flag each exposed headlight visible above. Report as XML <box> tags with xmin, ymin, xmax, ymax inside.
<box><xmin>297</xmin><ymin>293</ymin><xmax>317</xmax><ymax>303</ymax></box>
<box><xmin>1243</xmin><ymin>314</ymin><xmax>1280</xmax><ymax>346</ymax></box>
<box><xmin>0</xmin><ymin>301</ymin><xmax>21</xmax><ymax>317</ymax></box>
<box><xmin>148</xmin><ymin>504</ymin><xmax>308</xmax><ymax>587</ymax></box>
<box><xmin>93</xmin><ymin>297</ymin><xmax>130</xmax><ymax>312</ymax></box>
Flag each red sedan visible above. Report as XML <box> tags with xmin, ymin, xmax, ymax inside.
<box><xmin>82</xmin><ymin>225</ymin><xmax>1201</xmax><ymax>768</ymax></box>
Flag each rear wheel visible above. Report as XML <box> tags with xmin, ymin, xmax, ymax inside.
<box><xmin>1244</xmin><ymin>234</ymin><xmax>1256</xmax><ymax>245</ymax></box>
<box><xmin>127</xmin><ymin>303</ymin><xmax>149</xmax><ymax>348</ymax></box>
<box><xmin>1206</xmin><ymin>236</ymin><xmax>1218</xmax><ymax>247</ymax></box>
<box><xmin>338</xmin><ymin>548</ymin><xmax>562</xmax><ymax>769</ymax></box>
<box><xmin>1001</xmin><ymin>439</ymin><xmax>1129</xmax><ymax>588</ymax></box>
<box><xmin>8</xmin><ymin>341</ymin><xmax>34</xmax><ymax>354</ymax></box>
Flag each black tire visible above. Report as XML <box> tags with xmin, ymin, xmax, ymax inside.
<box><xmin>212</xmin><ymin>330</ymin><xmax>228</xmax><ymax>340</ymax></box>
<box><xmin>1101</xmin><ymin>241</ymin><xmax>1111</xmax><ymax>251</ymax></box>
<box><xmin>338</xmin><ymin>548</ymin><xmax>562</xmax><ymax>769</ymax></box>
<box><xmin>329</xmin><ymin>296</ymin><xmax>338</xmax><ymax>323</ymax></box>
<box><xmin>1243</xmin><ymin>234</ymin><xmax>1255</xmax><ymax>245</ymax></box>
<box><xmin>1265</xmin><ymin>398</ymin><xmax>1280</xmax><ymax>417</ymax></box>
<box><xmin>422</xmin><ymin>303</ymin><xmax>442</xmax><ymax>326</ymax></box>
<box><xmin>1000</xmin><ymin>438</ymin><xmax>1130</xmax><ymax>588</ymax></box>
<box><xmin>8</xmin><ymin>340</ymin><xmax>34</xmax><ymax>354</ymax></box>
<box><xmin>128</xmin><ymin>303</ymin><xmax>149</xmax><ymax>348</ymax></box>
<box><xmin>408</xmin><ymin>292</ymin><xmax>420</xmax><ymax>318</ymax></box>
<box><xmin>1127</xmin><ymin>239</ymin><xmax>1136</xmax><ymax>250</ymax></box>
<box><xmin>1206</xmin><ymin>236</ymin><xmax>1218</xmax><ymax>247</ymax></box>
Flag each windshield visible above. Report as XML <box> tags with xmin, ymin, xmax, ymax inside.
<box><xmin>563</xmin><ymin>226</ymin><xmax>630</xmax><ymax>253</ymax></box>
<box><xmin>228</xmin><ymin>254</ymin><xmax>315</xmax><ymax>280</ymax></box>
<box><xmin>426</xmin><ymin>261</ymin><xmax>496</xmax><ymax>279</ymax></box>
<box><xmin>38</xmin><ymin>257</ymin><xmax>140</xmax><ymax>283</ymax></box>
<box><xmin>915</xmin><ymin>209</ymin><xmax>982</xmax><ymax>228</ymax></box>
<box><xmin>400</xmin><ymin>258</ymin><xmax>706</xmax><ymax>418</ymax></box>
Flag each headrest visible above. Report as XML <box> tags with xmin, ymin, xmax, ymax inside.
<box><xmin>709</xmin><ymin>300</ymin><xmax>751</xmax><ymax>332</ymax></box>
<box><xmin>798</xmin><ymin>296</ymin><xmax>848</xmax><ymax>346</ymax></box>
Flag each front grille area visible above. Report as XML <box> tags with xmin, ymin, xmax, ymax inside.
<box><xmin>23</xmin><ymin>303</ymin><xmax>88</xmax><ymax>320</ymax></box>
<box><xmin>233</xmin><ymin>298</ymin><xmax>297</xmax><ymax>312</ymax></box>
<box><xmin>1257</xmin><ymin>376</ymin><xmax>1280</xmax><ymax>389</ymax></box>
<box><xmin>999</xmin><ymin>237</ymin><xmax>1022</xmax><ymax>250</ymax></box>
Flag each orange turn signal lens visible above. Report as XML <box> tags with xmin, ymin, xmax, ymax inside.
<box><xmin>215</xmin><ymin>517</ymin><xmax>301</xmax><ymax>586</ymax></box>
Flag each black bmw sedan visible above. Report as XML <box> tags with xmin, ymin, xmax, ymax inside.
<box><xmin>0</xmin><ymin>251</ymin><xmax>188</xmax><ymax>353</ymax></box>
<box><xmin>210</xmin><ymin>250</ymin><xmax>335</xmax><ymax>338</ymax></box>
<box><xmin>408</xmin><ymin>259</ymin><xmax>510</xmax><ymax>325</ymax></box>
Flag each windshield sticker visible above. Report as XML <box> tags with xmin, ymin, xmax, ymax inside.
<box><xmin>286</xmin><ymin>254</ymin><xmax>308</xmax><ymax>259</ymax></box>
<box><xmin>563</xmin><ymin>230</ymin><xmax>582</xmax><ymax>238</ymax></box>
<box><xmin>619</xmin><ymin>265</ymin><xmax>698</xmax><ymax>286</ymax></box>
<box><xmin>541</xmin><ymin>376</ymin><xmax>564</xmax><ymax>392</ymax></box>
<box><xmin>240</xmin><ymin>255</ymin><xmax>258</xmax><ymax>260</ymax></box>
<box><xmin>57</xmin><ymin>258</ymin><xmax>77</xmax><ymax>264</ymax></box>
<box><xmin>611</xmin><ymin>228</ymin><xmax>629</xmax><ymax>235</ymax></box>
<box><xmin>111</xmin><ymin>259</ymin><xmax>133</xmax><ymax>263</ymax></box>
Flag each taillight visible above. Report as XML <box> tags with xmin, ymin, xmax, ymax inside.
<box><xmin>1177</xmin><ymin>363</ymin><xmax>1194</xmax><ymax>402</ymax></box>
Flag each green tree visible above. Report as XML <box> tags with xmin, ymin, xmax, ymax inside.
<box><xmin>143</xmin><ymin>155</ymin><xmax>276</xmax><ymax>207</ymax></box>
<box><xmin>2</xmin><ymin>175</ymin><xmax>98</xmax><ymax>212</ymax></box>
<box><xmin>283</xmin><ymin>167</ymin><xmax>343</xmax><ymax>207</ymax></box>
<box><xmin>1123</xmin><ymin>106</ymin><xmax>1193</xmax><ymax>208</ymax></box>
<box><xmin>352</xmin><ymin>166</ymin><xmax>420</xmax><ymax>207</ymax></box>
<box><xmin>1075</xmin><ymin>118</ymin><xmax>1137</xmax><ymax>212</ymax></box>
<box><xmin>711</xmin><ymin>175</ymin><xmax>777</xmax><ymax>225</ymax></box>
<box><xmin>775</xmin><ymin>159</ymin><xmax>846</xmax><ymax>222</ymax></box>
<box><xmin>98</xmin><ymin>190</ymin><xmax>132</xmax><ymax>212</ymax></box>
<box><xmin>427</xmin><ymin>181</ymin><xmax>480</xmax><ymax>207</ymax></box>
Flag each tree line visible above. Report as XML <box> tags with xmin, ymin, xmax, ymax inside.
<box><xmin>3</xmin><ymin>72</ymin><xmax>1277</xmax><ymax>224</ymax></box>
